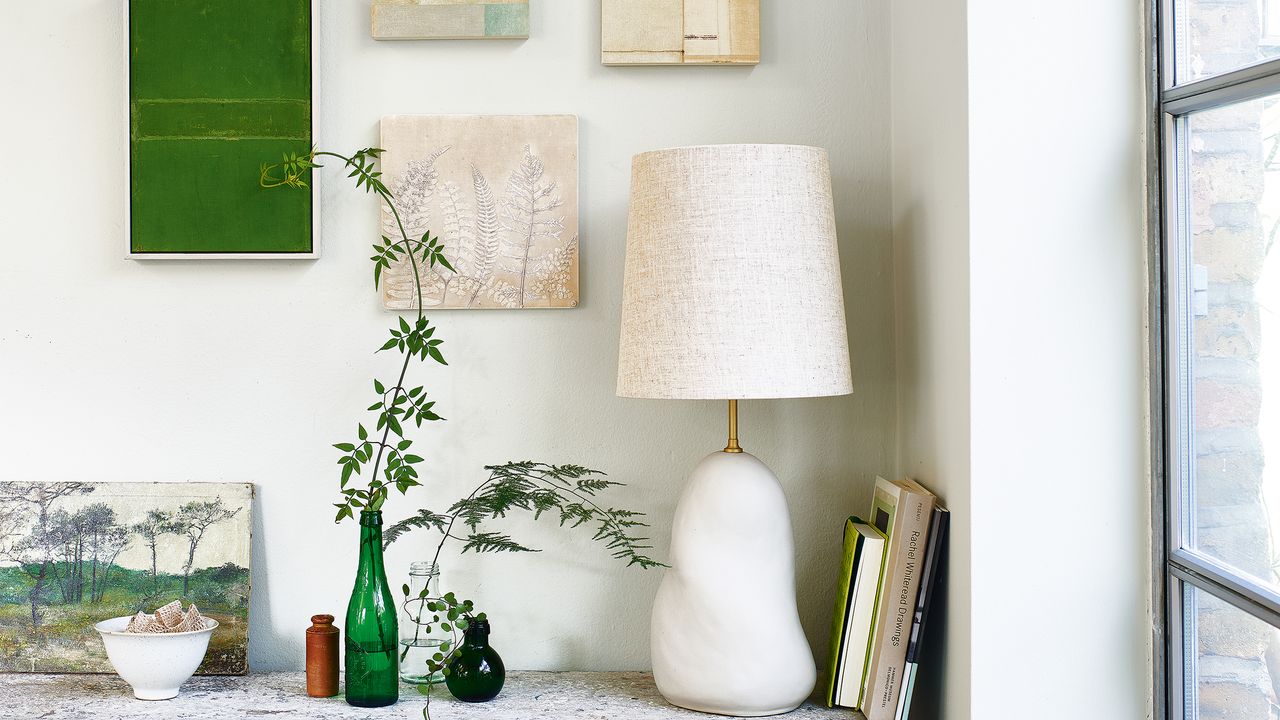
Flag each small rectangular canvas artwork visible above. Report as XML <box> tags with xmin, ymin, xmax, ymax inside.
<box><xmin>127</xmin><ymin>0</ymin><xmax>317</xmax><ymax>258</ymax></box>
<box><xmin>602</xmin><ymin>0</ymin><xmax>760</xmax><ymax>65</ymax></box>
<box><xmin>372</xmin><ymin>0</ymin><xmax>529</xmax><ymax>40</ymax></box>
<box><xmin>0</xmin><ymin>482</ymin><xmax>252</xmax><ymax>674</ymax></box>
<box><xmin>379</xmin><ymin>115</ymin><xmax>579</xmax><ymax>310</ymax></box>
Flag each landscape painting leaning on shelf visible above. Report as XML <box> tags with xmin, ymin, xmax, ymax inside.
<box><xmin>0</xmin><ymin>482</ymin><xmax>252</xmax><ymax>674</ymax></box>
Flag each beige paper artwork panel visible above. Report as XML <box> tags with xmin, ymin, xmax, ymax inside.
<box><xmin>602</xmin><ymin>0</ymin><xmax>759</xmax><ymax>65</ymax></box>
<box><xmin>379</xmin><ymin>115</ymin><xmax>579</xmax><ymax>310</ymax></box>
<box><xmin>372</xmin><ymin>0</ymin><xmax>529</xmax><ymax>40</ymax></box>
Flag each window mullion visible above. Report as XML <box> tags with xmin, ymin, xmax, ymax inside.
<box><xmin>1163</xmin><ymin>109</ymin><xmax>1193</xmax><ymax>558</ymax></box>
<box><xmin>1170</xmin><ymin>550</ymin><xmax>1280</xmax><ymax>626</ymax></box>
<box><xmin>1164</xmin><ymin>62</ymin><xmax>1280</xmax><ymax>114</ymax></box>
<box><xmin>1166</xmin><ymin>575</ymin><xmax>1188</xmax><ymax>720</ymax></box>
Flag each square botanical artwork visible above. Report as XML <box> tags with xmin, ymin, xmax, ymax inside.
<box><xmin>602</xmin><ymin>0</ymin><xmax>760</xmax><ymax>65</ymax></box>
<box><xmin>372</xmin><ymin>0</ymin><xmax>529</xmax><ymax>40</ymax></box>
<box><xmin>380</xmin><ymin>115</ymin><xmax>579</xmax><ymax>310</ymax></box>
<box><xmin>0</xmin><ymin>483</ymin><xmax>252</xmax><ymax>674</ymax></box>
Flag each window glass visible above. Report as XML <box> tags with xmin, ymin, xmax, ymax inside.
<box><xmin>1182</xmin><ymin>94</ymin><xmax>1280</xmax><ymax>589</ymax></box>
<box><xmin>1182</xmin><ymin>92</ymin><xmax>1280</xmax><ymax>586</ymax></box>
<box><xmin>1175</xmin><ymin>0</ymin><xmax>1280</xmax><ymax>84</ymax></box>
<box><xmin>1186</xmin><ymin>94</ymin><xmax>1280</xmax><ymax>590</ymax></box>
<box><xmin>1186</xmin><ymin>584</ymin><xmax>1280</xmax><ymax>718</ymax></box>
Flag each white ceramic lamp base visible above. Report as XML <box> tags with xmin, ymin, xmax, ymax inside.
<box><xmin>651</xmin><ymin>451</ymin><xmax>817</xmax><ymax>717</ymax></box>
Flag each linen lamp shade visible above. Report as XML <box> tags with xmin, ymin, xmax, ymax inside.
<box><xmin>616</xmin><ymin>144</ymin><xmax>853</xmax><ymax>400</ymax></box>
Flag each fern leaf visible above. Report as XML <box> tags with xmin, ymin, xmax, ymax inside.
<box><xmin>498</xmin><ymin>146</ymin><xmax>565</xmax><ymax>307</ymax></box>
<box><xmin>383</xmin><ymin>509</ymin><xmax>451</xmax><ymax>548</ymax></box>
<box><xmin>438</xmin><ymin>180</ymin><xmax>472</xmax><ymax>278</ymax></box>
<box><xmin>461</xmin><ymin>532</ymin><xmax>538</xmax><ymax>555</ymax></box>
<box><xmin>525</xmin><ymin>235</ymin><xmax>578</xmax><ymax>304</ymax></box>
<box><xmin>386</xmin><ymin>462</ymin><xmax>664</xmax><ymax>569</ymax></box>
<box><xmin>387</xmin><ymin>147</ymin><xmax>448</xmax><ymax>237</ymax></box>
<box><xmin>383</xmin><ymin>146</ymin><xmax>451</xmax><ymax>309</ymax></box>
<box><xmin>464</xmin><ymin>164</ymin><xmax>501</xmax><ymax>307</ymax></box>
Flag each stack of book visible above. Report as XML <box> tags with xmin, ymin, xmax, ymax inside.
<box><xmin>825</xmin><ymin>477</ymin><xmax>949</xmax><ymax>720</ymax></box>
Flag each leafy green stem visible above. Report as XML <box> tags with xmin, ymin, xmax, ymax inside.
<box><xmin>262</xmin><ymin>146</ymin><xmax>453</xmax><ymax>519</ymax></box>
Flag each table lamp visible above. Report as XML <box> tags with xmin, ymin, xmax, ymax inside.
<box><xmin>616</xmin><ymin>144</ymin><xmax>852</xmax><ymax>716</ymax></box>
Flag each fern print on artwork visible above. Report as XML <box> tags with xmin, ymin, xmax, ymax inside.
<box><xmin>379</xmin><ymin>116</ymin><xmax>580</xmax><ymax>310</ymax></box>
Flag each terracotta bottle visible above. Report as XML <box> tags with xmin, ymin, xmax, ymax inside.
<box><xmin>306</xmin><ymin>614</ymin><xmax>340</xmax><ymax>698</ymax></box>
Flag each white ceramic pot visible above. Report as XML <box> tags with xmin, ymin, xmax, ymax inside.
<box><xmin>94</xmin><ymin>616</ymin><xmax>218</xmax><ymax>700</ymax></box>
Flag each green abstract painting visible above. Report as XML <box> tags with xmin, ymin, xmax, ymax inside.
<box><xmin>128</xmin><ymin>0</ymin><xmax>315</xmax><ymax>257</ymax></box>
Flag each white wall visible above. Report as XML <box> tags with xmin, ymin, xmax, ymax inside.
<box><xmin>890</xmin><ymin>0</ymin><xmax>972</xmax><ymax>714</ymax></box>
<box><xmin>894</xmin><ymin>0</ymin><xmax>1151</xmax><ymax>717</ymax></box>
<box><xmin>967</xmin><ymin>0</ymin><xmax>1150</xmax><ymax>716</ymax></box>
<box><xmin>0</xmin><ymin>1</ymin><xmax>895</xmax><ymax>672</ymax></box>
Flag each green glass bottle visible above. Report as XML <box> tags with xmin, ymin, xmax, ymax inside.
<box><xmin>344</xmin><ymin>511</ymin><xmax>399</xmax><ymax>707</ymax></box>
<box><xmin>445</xmin><ymin>618</ymin><xmax>505</xmax><ymax>703</ymax></box>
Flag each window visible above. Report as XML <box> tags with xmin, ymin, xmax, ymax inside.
<box><xmin>1267</xmin><ymin>0</ymin><xmax>1280</xmax><ymax>51</ymax></box>
<box><xmin>1160</xmin><ymin>2</ymin><xmax>1280</xmax><ymax>718</ymax></box>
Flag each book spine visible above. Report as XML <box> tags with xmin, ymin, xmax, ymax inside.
<box><xmin>895</xmin><ymin>509</ymin><xmax>950</xmax><ymax>720</ymax></box>
<box><xmin>825</xmin><ymin>520</ymin><xmax>861</xmax><ymax>706</ymax></box>
<box><xmin>904</xmin><ymin>509</ymin><xmax>949</xmax><ymax>665</ymax></box>
<box><xmin>895</xmin><ymin>663</ymin><xmax>918</xmax><ymax>720</ymax></box>
<box><xmin>862</xmin><ymin>491</ymin><xmax>934</xmax><ymax>720</ymax></box>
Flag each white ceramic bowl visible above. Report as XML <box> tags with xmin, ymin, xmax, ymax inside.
<box><xmin>94</xmin><ymin>616</ymin><xmax>219</xmax><ymax>700</ymax></box>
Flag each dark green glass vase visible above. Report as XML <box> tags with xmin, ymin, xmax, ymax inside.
<box><xmin>445</xmin><ymin>619</ymin><xmax>505</xmax><ymax>702</ymax></box>
<box><xmin>344</xmin><ymin>511</ymin><xmax>399</xmax><ymax>707</ymax></box>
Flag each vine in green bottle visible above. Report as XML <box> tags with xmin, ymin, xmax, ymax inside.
<box><xmin>261</xmin><ymin>149</ymin><xmax>665</xmax><ymax>718</ymax></box>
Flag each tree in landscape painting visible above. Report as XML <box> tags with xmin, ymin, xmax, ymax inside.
<box><xmin>173</xmin><ymin>499</ymin><xmax>240</xmax><ymax>597</ymax></box>
<box><xmin>131</xmin><ymin>509</ymin><xmax>174</xmax><ymax>589</ymax></box>
<box><xmin>0</xmin><ymin>483</ymin><xmax>91</xmax><ymax>627</ymax></box>
<box><xmin>81</xmin><ymin>504</ymin><xmax>119</xmax><ymax>603</ymax></box>
<box><xmin>90</xmin><ymin>524</ymin><xmax>129</xmax><ymax>604</ymax></box>
<box><xmin>47</xmin><ymin>503</ymin><xmax>131</xmax><ymax>605</ymax></box>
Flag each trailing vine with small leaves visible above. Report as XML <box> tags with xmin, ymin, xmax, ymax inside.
<box><xmin>404</xmin><ymin>592</ymin><xmax>482</xmax><ymax>719</ymax></box>
<box><xmin>261</xmin><ymin>149</ymin><xmax>664</xmax><ymax>719</ymax></box>
<box><xmin>262</xmin><ymin>147</ymin><xmax>452</xmax><ymax>520</ymax></box>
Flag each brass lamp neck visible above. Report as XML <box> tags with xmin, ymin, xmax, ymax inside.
<box><xmin>724</xmin><ymin>399</ymin><xmax>744</xmax><ymax>453</ymax></box>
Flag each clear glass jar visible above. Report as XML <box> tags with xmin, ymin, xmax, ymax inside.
<box><xmin>398</xmin><ymin>561</ymin><xmax>446</xmax><ymax>685</ymax></box>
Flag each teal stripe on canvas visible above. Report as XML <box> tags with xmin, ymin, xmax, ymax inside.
<box><xmin>484</xmin><ymin>3</ymin><xmax>528</xmax><ymax>37</ymax></box>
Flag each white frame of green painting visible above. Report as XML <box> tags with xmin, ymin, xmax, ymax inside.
<box><xmin>122</xmin><ymin>0</ymin><xmax>322</xmax><ymax>260</ymax></box>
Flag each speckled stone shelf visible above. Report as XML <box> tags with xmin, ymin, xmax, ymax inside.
<box><xmin>0</xmin><ymin>671</ymin><xmax>860</xmax><ymax>719</ymax></box>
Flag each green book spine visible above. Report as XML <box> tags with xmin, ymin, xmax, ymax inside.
<box><xmin>858</xmin><ymin>528</ymin><xmax>890</xmax><ymax>708</ymax></box>
<box><xmin>825</xmin><ymin>517</ymin><xmax>864</xmax><ymax>707</ymax></box>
